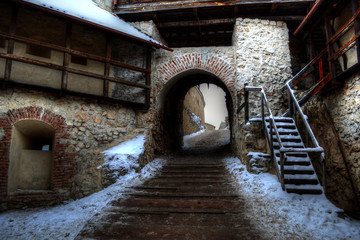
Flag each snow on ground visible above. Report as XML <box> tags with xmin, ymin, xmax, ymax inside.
<box><xmin>183</xmin><ymin>129</ymin><xmax>230</xmax><ymax>149</ymax></box>
<box><xmin>0</xmin><ymin>136</ymin><xmax>165</xmax><ymax>240</ymax></box>
<box><xmin>99</xmin><ymin>135</ymin><xmax>145</xmax><ymax>178</ymax></box>
<box><xmin>224</xmin><ymin>157</ymin><xmax>360</xmax><ymax>240</ymax></box>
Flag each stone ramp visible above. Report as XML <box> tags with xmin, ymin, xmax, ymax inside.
<box><xmin>75</xmin><ymin>151</ymin><xmax>263</xmax><ymax>239</ymax></box>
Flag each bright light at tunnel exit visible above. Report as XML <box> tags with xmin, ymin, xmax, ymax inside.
<box><xmin>199</xmin><ymin>83</ymin><xmax>228</xmax><ymax>129</ymax></box>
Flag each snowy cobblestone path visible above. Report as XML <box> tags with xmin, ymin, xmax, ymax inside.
<box><xmin>75</xmin><ymin>143</ymin><xmax>264</xmax><ymax>239</ymax></box>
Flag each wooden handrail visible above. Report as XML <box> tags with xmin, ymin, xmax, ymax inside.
<box><xmin>0</xmin><ymin>53</ymin><xmax>150</xmax><ymax>90</ymax></box>
<box><xmin>0</xmin><ymin>32</ymin><xmax>150</xmax><ymax>74</ymax></box>
<box><xmin>326</xmin><ymin>8</ymin><xmax>360</xmax><ymax>45</ymax></box>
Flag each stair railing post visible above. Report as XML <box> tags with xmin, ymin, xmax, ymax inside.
<box><xmin>322</xmin><ymin>154</ymin><xmax>326</xmax><ymax>194</ymax></box>
<box><xmin>244</xmin><ymin>83</ymin><xmax>249</xmax><ymax>123</ymax></box>
<box><xmin>269</xmin><ymin>117</ymin><xmax>275</xmax><ymax>162</ymax></box>
<box><xmin>280</xmin><ymin>151</ymin><xmax>285</xmax><ymax>190</ymax></box>
<box><xmin>305</xmin><ymin>131</ymin><xmax>309</xmax><ymax>148</ymax></box>
<box><xmin>288</xmin><ymin>88</ymin><xmax>294</xmax><ymax>119</ymax></box>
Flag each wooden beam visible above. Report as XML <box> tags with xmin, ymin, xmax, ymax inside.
<box><xmin>0</xmin><ymin>53</ymin><xmax>150</xmax><ymax>89</ymax></box>
<box><xmin>157</xmin><ymin>18</ymin><xmax>236</xmax><ymax>28</ymax></box>
<box><xmin>103</xmin><ymin>36</ymin><xmax>112</xmax><ymax>98</ymax></box>
<box><xmin>158</xmin><ymin>16</ymin><xmax>303</xmax><ymax>29</ymax></box>
<box><xmin>145</xmin><ymin>48</ymin><xmax>152</xmax><ymax>107</ymax></box>
<box><xmin>270</xmin><ymin>3</ymin><xmax>277</xmax><ymax>15</ymax></box>
<box><xmin>2</xmin><ymin>4</ymin><xmax>18</xmax><ymax>90</ymax></box>
<box><xmin>61</xmin><ymin>22</ymin><xmax>72</xmax><ymax>95</ymax></box>
<box><xmin>0</xmin><ymin>31</ymin><xmax>150</xmax><ymax>73</ymax></box>
<box><xmin>116</xmin><ymin>0</ymin><xmax>315</xmax><ymax>14</ymax></box>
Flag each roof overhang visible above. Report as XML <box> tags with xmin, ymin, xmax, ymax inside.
<box><xmin>13</xmin><ymin>0</ymin><xmax>172</xmax><ymax>51</ymax></box>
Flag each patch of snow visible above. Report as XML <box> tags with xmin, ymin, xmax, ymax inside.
<box><xmin>98</xmin><ymin>135</ymin><xmax>145</xmax><ymax>179</ymax></box>
<box><xmin>0</xmin><ymin>157</ymin><xmax>166</xmax><ymax>240</ymax></box>
<box><xmin>190</xmin><ymin>112</ymin><xmax>205</xmax><ymax>131</ymax></box>
<box><xmin>23</xmin><ymin>0</ymin><xmax>166</xmax><ymax>48</ymax></box>
<box><xmin>182</xmin><ymin>129</ymin><xmax>205</xmax><ymax>149</ymax></box>
<box><xmin>224</xmin><ymin>157</ymin><xmax>360</xmax><ymax>240</ymax></box>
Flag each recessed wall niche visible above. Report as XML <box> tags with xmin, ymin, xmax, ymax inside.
<box><xmin>8</xmin><ymin>120</ymin><xmax>55</xmax><ymax>194</ymax></box>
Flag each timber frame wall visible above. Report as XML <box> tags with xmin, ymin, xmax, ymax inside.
<box><xmin>0</xmin><ymin>0</ymin><xmax>153</xmax><ymax>109</ymax></box>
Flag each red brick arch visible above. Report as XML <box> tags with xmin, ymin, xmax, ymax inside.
<box><xmin>158</xmin><ymin>53</ymin><xmax>236</xmax><ymax>91</ymax></box>
<box><xmin>0</xmin><ymin>107</ymin><xmax>76</xmax><ymax>206</ymax></box>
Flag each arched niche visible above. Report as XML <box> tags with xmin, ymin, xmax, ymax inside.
<box><xmin>8</xmin><ymin>120</ymin><xmax>55</xmax><ymax>193</ymax></box>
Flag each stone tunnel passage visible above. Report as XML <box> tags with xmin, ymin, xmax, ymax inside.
<box><xmin>8</xmin><ymin>120</ymin><xmax>55</xmax><ymax>193</ymax></box>
<box><xmin>159</xmin><ymin>71</ymin><xmax>234</xmax><ymax>152</ymax></box>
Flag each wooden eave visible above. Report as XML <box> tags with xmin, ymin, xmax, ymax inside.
<box><xmin>116</xmin><ymin>0</ymin><xmax>315</xmax><ymax>47</ymax></box>
<box><xmin>11</xmin><ymin>0</ymin><xmax>172</xmax><ymax>51</ymax></box>
<box><xmin>116</xmin><ymin>0</ymin><xmax>315</xmax><ymax>14</ymax></box>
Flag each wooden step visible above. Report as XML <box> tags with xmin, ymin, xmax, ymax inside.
<box><xmin>286</xmin><ymin>188</ymin><xmax>323</xmax><ymax>195</ymax></box>
<box><xmin>284</xmin><ymin>178</ymin><xmax>319</xmax><ymax>185</ymax></box>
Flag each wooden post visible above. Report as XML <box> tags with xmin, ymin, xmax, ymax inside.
<box><xmin>352</xmin><ymin>0</ymin><xmax>360</xmax><ymax>63</ymax></box>
<box><xmin>103</xmin><ymin>36</ymin><xmax>112</xmax><ymax>98</ymax></box>
<box><xmin>324</xmin><ymin>15</ymin><xmax>336</xmax><ymax>79</ymax></box>
<box><xmin>244</xmin><ymin>83</ymin><xmax>249</xmax><ymax>123</ymax></box>
<box><xmin>145</xmin><ymin>48</ymin><xmax>152</xmax><ymax>107</ymax></box>
<box><xmin>288</xmin><ymin>89</ymin><xmax>294</xmax><ymax>119</ymax></box>
<box><xmin>2</xmin><ymin>5</ymin><xmax>18</xmax><ymax>90</ymax></box>
<box><xmin>61</xmin><ymin>22</ymin><xmax>72</xmax><ymax>95</ymax></box>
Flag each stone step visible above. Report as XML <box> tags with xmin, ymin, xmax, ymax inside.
<box><xmin>130</xmin><ymin>185</ymin><xmax>234</xmax><ymax>193</ymax></box>
<box><xmin>104</xmin><ymin>205</ymin><xmax>244</xmax><ymax>214</ymax></box>
<box><xmin>149</xmin><ymin>177</ymin><xmax>231</xmax><ymax>183</ymax></box>
<box><xmin>76</xmin><ymin>223</ymin><xmax>261</xmax><ymax>240</ymax></box>
<box><xmin>91</xmin><ymin>212</ymin><xmax>252</xmax><ymax>228</ymax></box>
<box><xmin>123</xmin><ymin>192</ymin><xmax>239</xmax><ymax>199</ymax></box>
<box><xmin>114</xmin><ymin>196</ymin><xmax>245</xmax><ymax>210</ymax></box>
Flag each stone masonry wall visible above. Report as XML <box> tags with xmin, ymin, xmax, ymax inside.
<box><xmin>302</xmin><ymin>75</ymin><xmax>360</xmax><ymax>211</ymax></box>
<box><xmin>233</xmin><ymin>18</ymin><xmax>292</xmax><ymax>118</ymax></box>
<box><xmin>132</xmin><ymin>19</ymin><xmax>292</xmax><ymax>157</ymax></box>
<box><xmin>0</xmin><ymin>88</ymin><xmax>153</xmax><ymax>210</ymax></box>
<box><xmin>183</xmin><ymin>87</ymin><xmax>206</xmax><ymax>136</ymax></box>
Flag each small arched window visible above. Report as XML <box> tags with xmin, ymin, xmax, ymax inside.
<box><xmin>8</xmin><ymin>120</ymin><xmax>55</xmax><ymax>193</ymax></box>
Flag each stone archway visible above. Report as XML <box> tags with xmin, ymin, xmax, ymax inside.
<box><xmin>157</xmin><ymin>53</ymin><xmax>236</xmax><ymax>92</ymax></box>
<box><xmin>155</xmin><ymin>53</ymin><xmax>237</xmax><ymax>152</ymax></box>
<box><xmin>158</xmin><ymin>71</ymin><xmax>234</xmax><ymax>151</ymax></box>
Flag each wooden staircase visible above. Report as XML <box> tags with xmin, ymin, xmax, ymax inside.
<box><xmin>265</xmin><ymin>117</ymin><xmax>323</xmax><ymax>195</ymax></box>
<box><xmin>242</xmin><ymin>85</ymin><xmax>325</xmax><ymax>195</ymax></box>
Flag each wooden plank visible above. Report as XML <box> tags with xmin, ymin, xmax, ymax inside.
<box><xmin>145</xmin><ymin>48</ymin><xmax>152</xmax><ymax>107</ymax></box>
<box><xmin>297</xmin><ymin>74</ymin><xmax>331</xmax><ymax>107</ymax></box>
<box><xmin>157</xmin><ymin>18</ymin><xmax>236</xmax><ymax>28</ymax></box>
<box><xmin>324</xmin><ymin>15</ymin><xmax>335</xmax><ymax>79</ymax></box>
<box><xmin>0</xmin><ymin>31</ymin><xmax>150</xmax><ymax>74</ymax></box>
<box><xmin>329</xmin><ymin>31</ymin><xmax>360</xmax><ymax>61</ymax></box>
<box><xmin>326</xmin><ymin>8</ymin><xmax>360</xmax><ymax>45</ymax></box>
<box><xmin>116</xmin><ymin>0</ymin><xmax>314</xmax><ymax>14</ymax></box>
<box><xmin>2</xmin><ymin>5</ymin><xmax>18</xmax><ymax>89</ymax></box>
<box><xmin>61</xmin><ymin>22</ymin><xmax>72</xmax><ymax>95</ymax></box>
<box><xmin>0</xmin><ymin>53</ymin><xmax>150</xmax><ymax>89</ymax></box>
<box><xmin>103</xmin><ymin>36</ymin><xmax>112</xmax><ymax>98</ymax></box>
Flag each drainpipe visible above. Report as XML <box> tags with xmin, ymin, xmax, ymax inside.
<box><xmin>294</xmin><ymin>0</ymin><xmax>327</xmax><ymax>37</ymax></box>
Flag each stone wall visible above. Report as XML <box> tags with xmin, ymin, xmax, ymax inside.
<box><xmin>302</xmin><ymin>75</ymin><xmax>360</xmax><ymax>211</ymax></box>
<box><xmin>0</xmin><ymin>88</ymin><xmax>153</xmax><ymax>210</ymax></box>
<box><xmin>233</xmin><ymin>18</ymin><xmax>292</xmax><ymax>117</ymax></box>
<box><xmin>183</xmin><ymin>87</ymin><xmax>206</xmax><ymax>136</ymax></box>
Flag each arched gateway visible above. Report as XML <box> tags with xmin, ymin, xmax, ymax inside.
<box><xmin>155</xmin><ymin>54</ymin><xmax>236</xmax><ymax>151</ymax></box>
